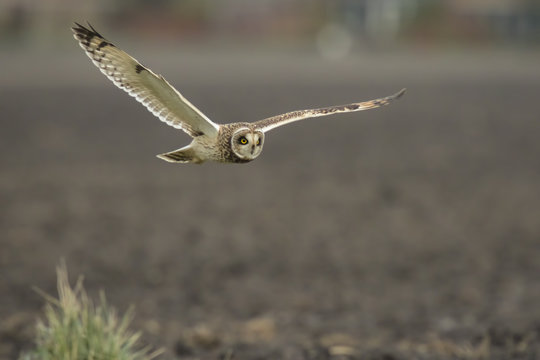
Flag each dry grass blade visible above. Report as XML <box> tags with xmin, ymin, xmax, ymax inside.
<box><xmin>20</xmin><ymin>262</ymin><xmax>163</xmax><ymax>360</ymax></box>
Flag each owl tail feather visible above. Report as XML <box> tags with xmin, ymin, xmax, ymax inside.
<box><xmin>157</xmin><ymin>146</ymin><xmax>201</xmax><ymax>164</ymax></box>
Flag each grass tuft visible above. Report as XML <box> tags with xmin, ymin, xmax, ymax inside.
<box><xmin>21</xmin><ymin>262</ymin><xmax>162</xmax><ymax>360</ymax></box>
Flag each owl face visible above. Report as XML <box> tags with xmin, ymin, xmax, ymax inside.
<box><xmin>231</xmin><ymin>127</ymin><xmax>265</xmax><ymax>161</ymax></box>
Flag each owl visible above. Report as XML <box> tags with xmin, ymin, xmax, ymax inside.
<box><xmin>72</xmin><ymin>23</ymin><xmax>405</xmax><ymax>164</ymax></box>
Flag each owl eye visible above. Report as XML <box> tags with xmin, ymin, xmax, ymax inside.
<box><xmin>256</xmin><ymin>139</ymin><xmax>261</xmax><ymax>146</ymax></box>
<box><xmin>239</xmin><ymin>137</ymin><xmax>248</xmax><ymax>145</ymax></box>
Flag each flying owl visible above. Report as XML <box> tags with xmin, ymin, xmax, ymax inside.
<box><xmin>72</xmin><ymin>23</ymin><xmax>405</xmax><ymax>164</ymax></box>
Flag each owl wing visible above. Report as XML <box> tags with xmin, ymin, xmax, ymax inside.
<box><xmin>253</xmin><ymin>88</ymin><xmax>406</xmax><ymax>133</ymax></box>
<box><xmin>72</xmin><ymin>23</ymin><xmax>220</xmax><ymax>138</ymax></box>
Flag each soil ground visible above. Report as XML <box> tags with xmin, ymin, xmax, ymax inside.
<box><xmin>1</xmin><ymin>48</ymin><xmax>540</xmax><ymax>359</ymax></box>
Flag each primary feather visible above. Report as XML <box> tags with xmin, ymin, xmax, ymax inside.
<box><xmin>71</xmin><ymin>23</ymin><xmax>219</xmax><ymax>138</ymax></box>
<box><xmin>253</xmin><ymin>88</ymin><xmax>406</xmax><ymax>133</ymax></box>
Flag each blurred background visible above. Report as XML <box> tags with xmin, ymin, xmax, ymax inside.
<box><xmin>1</xmin><ymin>1</ymin><xmax>540</xmax><ymax>359</ymax></box>
<box><xmin>2</xmin><ymin>0</ymin><xmax>540</xmax><ymax>47</ymax></box>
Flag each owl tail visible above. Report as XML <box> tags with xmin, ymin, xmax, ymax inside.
<box><xmin>156</xmin><ymin>146</ymin><xmax>200</xmax><ymax>164</ymax></box>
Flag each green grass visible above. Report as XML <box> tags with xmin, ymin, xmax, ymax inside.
<box><xmin>21</xmin><ymin>263</ymin><xmax>162</xmax><ymax>360</ymax></box>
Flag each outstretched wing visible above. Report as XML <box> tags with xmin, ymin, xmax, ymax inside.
<box><xmin>72</xmin><ymin>23</ymin><xmax>220</xmax><ymax>138</ymax></box>
<box><xmin>253</xmin><ymin>88</ymin><xmax>406</xmax><ymax>133</ymax></box>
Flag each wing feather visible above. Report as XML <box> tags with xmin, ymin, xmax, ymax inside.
<box><xmin>72</xmin><ymin>23</ymin><xmax>219</xmax><ymax>138</ymax></box>
<box><xmin>254</xmin><ymin>89</ymin><xmax>406</xmax><ymax>133</ymax></box>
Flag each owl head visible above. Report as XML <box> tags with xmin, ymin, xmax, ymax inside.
<box><xmin>231</xmin><ymin>127</ymin><xmax>265</xmax><ymax>161</ymax></box>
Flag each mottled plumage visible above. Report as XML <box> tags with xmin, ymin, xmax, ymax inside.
<box><xmin>72</xmin><ymin>23</ymin><xmax>405</xmax><ymax>164</ymax></box>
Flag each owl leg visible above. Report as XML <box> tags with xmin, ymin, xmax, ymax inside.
<box><xmin>156</xmin><ymin>146</ymin><xmax>201</xmax><ymax>164</ymax></box>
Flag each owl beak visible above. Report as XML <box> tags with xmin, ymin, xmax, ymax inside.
<box><xmin>250</xmin><ymin>145</ymin><xmax>255</xmax><ymax>154</ymax></box>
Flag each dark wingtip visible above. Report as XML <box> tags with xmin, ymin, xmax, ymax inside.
<box><xmin>72</xmin><ymin>21</ymin><xmax>85</xmax><ymax>32</ymax></box>
<box><xmin>71</xmin><ymin>21</ymin><xmax>105</xmax><ymax>40</ymax></box>
<box><xmin>87</xmin><ymin>22</ymin><xmax>99</xmax><ymax>34</ymax></box>
<box><xmin>395</xmin><ymin>88</ymin><xmax>407</xmax><ymax>99</ymax></box>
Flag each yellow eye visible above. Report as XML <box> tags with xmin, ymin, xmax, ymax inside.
<box><xmin>239</xmin><ymin>137</ymin><xmax>248</xmax><ymax>145</ymax></box>
<box><xmin>256</xmin><ymin>139</ymin><xmax>261</xmax><ymax>146</ymax></box>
